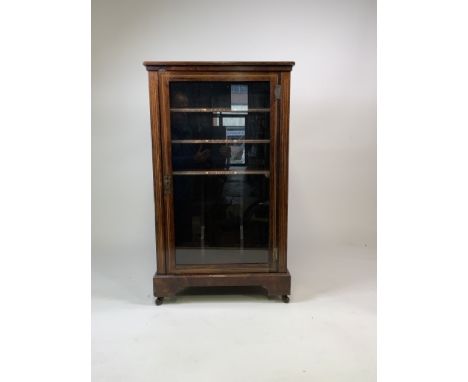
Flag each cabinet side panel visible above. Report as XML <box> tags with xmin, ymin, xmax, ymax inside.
<box><xmin>278</xmin><ymin>72</ymin><xmax>291</xmax><ymax>272</ymax></box>
<box><xmin>148</xmin><ymin>71</ymin><xmax>166</xmax><ymax>274</ymax></box>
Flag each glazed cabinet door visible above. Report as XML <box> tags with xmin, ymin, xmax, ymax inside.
<box><xmin>159</xmin><ymin>72</ymin><xmax>279</xmax><ymax>274</ymax></box>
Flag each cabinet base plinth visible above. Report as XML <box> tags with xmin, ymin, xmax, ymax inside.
<box><xmin>153</xmin><ymin>271</ymin><xmax>291</xmax><ymax>300</ymax></box>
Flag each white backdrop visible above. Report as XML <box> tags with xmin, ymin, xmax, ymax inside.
<box><xmin>92</xmin><ymin>0</ymin><xmax>376</xmax><ymax>269</ymax></box>
<box><xmin>92</xmin><ymin>1</ymin><xmax>376</xmax><ymax>380</ymax></box>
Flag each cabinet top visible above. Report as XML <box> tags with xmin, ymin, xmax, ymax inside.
<box><xmin>143</xmin><ymin>61</ymin><xmax>295</xmax><ymax>72</ymax></box>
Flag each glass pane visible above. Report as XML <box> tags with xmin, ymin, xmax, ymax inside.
<box><xmin>173</xmin><ymin>175</ymin><xmax>270</xmax><ymax>264</ymax></box>
<box><xmin>171</xmin><ymin>112</ymin><xmax>269</xmax><ymax>140</ymax></box>
<box><xmin>169</xmin><ymin>81</ymin><xmax>271</xmax><ymax>266</ymax></box>
<box><xmin>172</xmin><ymin>143</ymin><xmax>269</xmax><ymax>171</ymax></box>
<box><xmin>170</xmin><ymin>81</ymin><xmax>269</xmax><ymax>109</ymax></box>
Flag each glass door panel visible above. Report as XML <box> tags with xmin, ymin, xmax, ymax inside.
<box><xmin>173</xmin><ymin>174</ymin><xmax>269</xmax><ymax>264</ymax></box>
<box><xmin>167</xmin><ymin>80</ymin><xmax>274</xmax><ymax>267</ymax></box>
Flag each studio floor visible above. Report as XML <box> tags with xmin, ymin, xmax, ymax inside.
<box><xmin>92</xmin><ymin>244</ymin><xmax>376</xmax><ymax>381</ymax></box>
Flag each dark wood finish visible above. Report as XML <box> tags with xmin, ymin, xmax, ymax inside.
<box><xmin>143</xmin><ymin>61</ymin><xmax>294</xmax><ymax>72</ymax></box>
<box><xmin>158</xmin><ymin>71</ymin><xmax>175</xmax><ymax>274</ymax></box>
<box><xmin>144</xmin><ymin>61</ymin><xmax>295</xmax><ymax>66</ymax></box>
<box><xmin>161</xmin><ymin>72</ymin><xmax>278</xmax><ymax>82</ymax></box>
<box><xmin>148</xmin><ymin>71</ymin><xmax>166</xmax><ymax>274</ymax></box>
<box><xmin>268</xmin><ymin>74</ymin><xmax>278</xmax><ymax>272</ymax></box>
<box><xmin>153</xmin><ymin>271</ymin><xmax>291</xmax><ymax>298</ymax></box>
<box><xmin>278</xmin><ymin>72</ymin><xmax>291</xmax><ymax>272</ymax></box>
<box><xmin>144</xmin><ymin>61</ymin><xmax>294</xmax><ymax>303</ymax></box>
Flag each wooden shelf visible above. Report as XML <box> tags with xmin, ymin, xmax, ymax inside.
<box><xmin>170</xmin><ymin>108</ymin><xmax>270</xmax><ymax>113</ymax></box>
<box><xmin>172</xmin><ymin>170</ymin><xmax>270</xmax><ymax>176</ymax></box>
<box><xmin>172</xmin><ymin>139</ymin><xmax>270</xmax><ymax>144</ymax></box>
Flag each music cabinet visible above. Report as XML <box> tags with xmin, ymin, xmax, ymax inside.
<box><xmin>143</xmin><ymin>61</ymin><xmax>294</xmax><ymax>305</ymax></box>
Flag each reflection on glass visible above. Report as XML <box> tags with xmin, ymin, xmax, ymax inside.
<box><xmin>171</xmin><ymin>112</ymin><xmax>269</xmax><ymax>140</ymax></box>
<box><xmin>172</xmin><ymin>143</ymin><xmax>268</xmax><ymax>171</ymax></box>
<box><xmin>170</xmin><ymin>82</ymin><xmax>269</xmax><ymax>109</ymax></box>
<box><xmin>225</xmin><ymin>117</ymin><xmax>245</xmax><ymax>164</ymax></box>
<box><xmin>231</xmin><ymin>84</ymin><xmax>248</xmax><ymax>111</ymax></box>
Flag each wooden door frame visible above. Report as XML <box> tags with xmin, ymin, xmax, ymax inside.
<box><xmin>159</xmin><ymin>71</ymin><xmax>279</xmax><ymax>274</ymax></box>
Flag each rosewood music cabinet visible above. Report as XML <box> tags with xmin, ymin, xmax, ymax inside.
<box><xmin>143</xmin><ymin>61</ymin><xmax>294</xmax><ymax>305</ymax></box>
